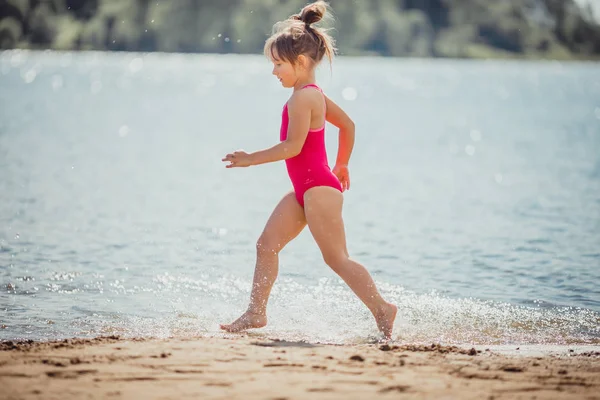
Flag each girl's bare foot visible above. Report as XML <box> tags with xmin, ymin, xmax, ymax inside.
<box><xmin>374</xmin><ymin>302</ymin><xmax>397</xmax><ymax>339</ymax></box>
<box><xmin>220</xmin><ymin>310</ymin><xmax>267</xmax><ymax>333</ymax></box>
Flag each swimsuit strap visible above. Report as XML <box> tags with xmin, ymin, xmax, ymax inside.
<box><xmin>301</xmin><ymin>83</ymin><xmax>322</xmax><ymax>92</ymax></box>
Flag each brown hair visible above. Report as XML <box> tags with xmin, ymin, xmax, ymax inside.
<box><xmin>263</xmin><ymin>1</ymin><xmax>336</xmax><ymax>67</ymax></box>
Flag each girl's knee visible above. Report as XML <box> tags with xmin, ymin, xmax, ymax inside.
<box><xmin>323</xmin><ymin>252</ymin><xmax>348</xmax><ymax>271</ymax></box>
<box><xmin>256</xmin><ymin>234</ymin><xmax>280</xmax><ymax>255</ymax></box>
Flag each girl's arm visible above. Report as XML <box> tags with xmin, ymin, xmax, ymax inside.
<box><xmin>324</xmin><ymin>94</ymin><xmax>355</xmax><ymax>166</ymax></box>
<box><xmin>248</xmin><ymin>91</ymin><xmax>315</xmax><ymax>166</ymax></box>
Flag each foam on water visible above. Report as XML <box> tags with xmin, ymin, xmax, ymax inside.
<box><xmin>3</xmin><ymin>272</ymin><xmax>598</xmax><ymax>346</ymax></box>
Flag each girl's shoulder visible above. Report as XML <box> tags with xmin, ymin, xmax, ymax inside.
<box><xmin>288</xmin><ymin>85</ymin><xmax>323</xmax><ymax>109</ymax></box>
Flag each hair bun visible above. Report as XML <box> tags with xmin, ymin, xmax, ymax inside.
<box><xmin>267</xmin><ymin>1</ymin><xmax>336</xmax><ymax>67</ymax></box>
<box><xmin>299</xmin><ymin>1</ymin><xmax>327</xmax><ymax>26</ymax></box>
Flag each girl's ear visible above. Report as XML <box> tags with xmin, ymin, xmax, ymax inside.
<box><xmin>297</xmin><ymin>54</ymin><xmax>309</xmax><ymax>70</ymax></box>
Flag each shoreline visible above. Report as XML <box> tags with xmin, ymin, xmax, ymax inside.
<box><xmin>2</xmin><ymin>335</ymin><xmax>599</xmax><ymax>399</ymax></box>
<box><xmin>3</xmin><ymin>335</ymin><xmax>600</xmax><ymax>357</ymax></box>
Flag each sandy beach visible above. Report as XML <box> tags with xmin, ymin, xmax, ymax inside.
<box><xmin>1</xmin><ymin>335</ymin><xmax>599</xmax><ymax>400</ymax></box>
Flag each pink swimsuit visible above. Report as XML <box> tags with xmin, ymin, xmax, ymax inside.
<box><xmin>279</xmin><ymin>84</ymin><xmax>343</xmax><ymax>207</ymax></box>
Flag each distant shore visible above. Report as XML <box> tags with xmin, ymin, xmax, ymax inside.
<box><xmin>1</xmin><ymin>0</ymin><xmax>599</xmax><ymax>61</ymax></box>
<box><xmin>1</xmin><ymin>335</ymin><xmax>599</xmax><ymax>399</ymax></box>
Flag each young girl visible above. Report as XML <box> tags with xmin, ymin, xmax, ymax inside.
<box><xmin>220</xmin><ymin>1</ymin><xmax>397</xmax><ymax>339</ymax></box>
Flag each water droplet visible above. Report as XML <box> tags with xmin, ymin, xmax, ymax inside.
<box><xmin>470</xmin><ymin>129</ymin><xmax>482</xmax><ymax>142</ymax></box>
<box><xmin>342</xmin><ymin>87</ymin><xmax>357</xmax><ymax>101</ymax></box>
<box><xmin>14</xmin><ymin>233</ymin><xmax>19</xmax><ymax>239</ymax></box>
<box><xmin>10</xmin><ymin>51</ymin><xmax>24</xmax><ymax>68</ymax></box>
<box><xmin>465</xmin><ymin>145</ymin><xmax>475</xmax><ymax>156</ymax></box>
<box><xmin>51</xmin><ymin>74</ymin><xmax>63</xmax><ymax>90</ymax></box>
<box><xmin>237</xmin><ymin>39</ymin><xmax>241</xmax><ymax>43</ymax></box>
<box><xmin>225</xmin><ymin>37</ymin><xmax>230</xmax><ymax>42</ymax></box>
<box><xmin>495</xmin><ymin>173</ymin><xmax>503</xmax><ymax>183</ymax></box>
<box><xmin>23</xmin><ymin>69</ymin><xmax>37</xmax><ymax>83</ymax></box>
<box><xmin>218</xmin><ymin>33</ymin><xmax>222</xmax><ymax>38</ymax></box>
<box><xmin>129</xmin><ymin>57</ymin><xmax>144</xmax><ymax>73</ymax></box>
<box><xmin>119</xmin><ymin>125</ymin><xmax>130</xmax><ymax>137</ymax></box>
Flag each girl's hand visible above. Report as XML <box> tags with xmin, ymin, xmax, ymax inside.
<box><xmin>222</xmin><ymin>150</ymin><xmax>253</xmax><ymax>168</ymax></box>
<box><xmin>332</xmin><ymin>164</ymin><xmax>350</xmax><ymax>191</ymax></box>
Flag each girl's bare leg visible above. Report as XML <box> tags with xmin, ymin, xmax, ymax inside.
<box><xmin>220</xmin><ymin>191</ymin><xmax>306</xmax><ymax>332</ymax></box>
<box><xmin>303</xmin><ymin>186</ymin><xmax>397</xmax><ymax>339</ymax></box>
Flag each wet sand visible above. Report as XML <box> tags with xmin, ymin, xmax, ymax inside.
<box><xmin>1</xmin><ymin>335</ymin><xmax>599</xmax><ymax>399</ymax></box>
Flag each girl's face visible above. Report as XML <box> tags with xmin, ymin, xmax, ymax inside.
<box><xmin>270</xmin><ymin>49</ymin><xmax>305</xmax><ymax>88</ymax></box>
<box><xmin>271</xmin><ymin>60</ymin><xmax>296</xmax><ymax>88</ymax></box>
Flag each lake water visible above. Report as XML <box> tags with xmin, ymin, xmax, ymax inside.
<box><xmin>1</xmin><ymin>50</ymin><xmax>599</xmax><ymax>346</ymax></box>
